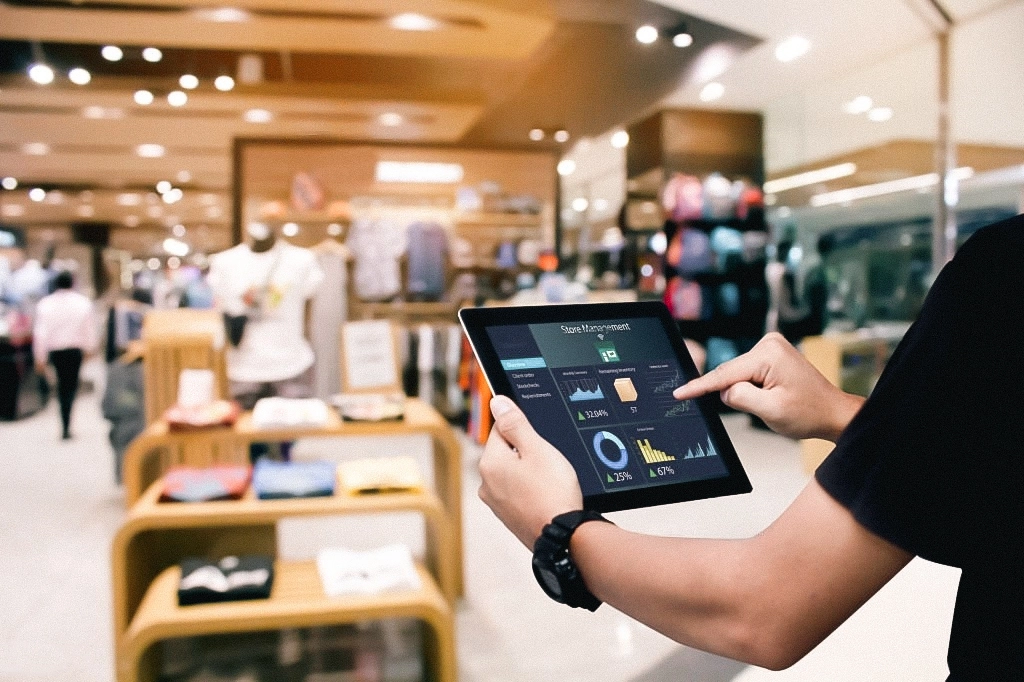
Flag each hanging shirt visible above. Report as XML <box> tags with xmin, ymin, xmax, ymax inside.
<box><xmin>207</xmin><ymin>241</ymin><xmax>324</xmax><ymax>383</ymax></box>
<box><xmin>347</xmin><ymin>216</ymin><xmax>408</xmax><ymax>301</ymax></box>
<box><xmin>406</xmin><ymin>222</ymin><xmax>449</xmax><ymax>300</ymax></box>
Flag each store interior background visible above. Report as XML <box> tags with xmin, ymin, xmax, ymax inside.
<box><xmin>1</xmin><ymin>0</ymin><xmax>1023</xmax><ymax>681</ymax></box>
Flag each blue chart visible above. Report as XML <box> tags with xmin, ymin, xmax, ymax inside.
<box><xmin>562</xmin><ymin>378</ymin><xmax>605</xmax><ymax>402</ymax></box>
<box><xmin>683</xmin><ymin>436</ymin><xmax>719</xmax><ymax>460</ymax></box>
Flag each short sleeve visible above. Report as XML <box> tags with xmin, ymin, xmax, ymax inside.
<box><xmin>815</xmin><ymin>218</ymin><xmax>1024</xmax><ymax>567</ymax></box>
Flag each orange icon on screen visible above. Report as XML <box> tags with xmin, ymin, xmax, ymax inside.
<box><xmin>613</xmin><ymin>377</ymin><xmax>638</xmax><ymax>402</ymax></box>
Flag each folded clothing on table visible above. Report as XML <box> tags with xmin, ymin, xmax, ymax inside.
<box><xmin>252</xmin><ymin>459</ymin><xmax>336</xmax><ymax>499</ymax></box>
<box><xmin>160</xmin><ymin>465</ymin><xmax>252</xmax><ymax>503</ymax></box>
<box><xmin>178</xmin><ymin>555</ymin><xmax>274</xmax><ymax>606</ymax></box>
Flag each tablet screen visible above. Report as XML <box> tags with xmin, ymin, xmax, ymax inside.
<box><xmin>484</xmin><ymin>315</ymin><xmax>732</xmax><ymax>500</ymax></box>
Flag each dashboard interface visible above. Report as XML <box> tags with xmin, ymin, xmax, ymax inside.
<box><xmin>486</xmin><ymin>317</ymin><xmax>729</xmax><ymax>497</ymax></box>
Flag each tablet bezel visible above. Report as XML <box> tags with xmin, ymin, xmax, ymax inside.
<box><xmin>460</xmin><ymin>301</ymin><xmax>752</xmax><ymax>513</ymax></box>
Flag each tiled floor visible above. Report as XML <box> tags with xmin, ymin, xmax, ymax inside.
<box><xmin>0</xmin><ymin>368</ymin><xmax>961</xmax><ymax>681</ymax></box>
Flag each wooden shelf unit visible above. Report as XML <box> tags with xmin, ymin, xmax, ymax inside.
<box><xmin>114</xmin><ymin>398</ymin><xmax>463</xmax><ymax>682</ymax></box>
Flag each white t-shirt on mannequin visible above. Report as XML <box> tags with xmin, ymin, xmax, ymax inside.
<box><xmin>207</xmin><ymin>241</ymin><xmax>325</xmax><ymax>383</ymax></box>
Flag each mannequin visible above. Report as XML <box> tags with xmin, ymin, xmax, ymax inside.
<box><xmin>207</xmin><ymin>222</ymin><xmax>325</xmax><ymax>408</ymax></box>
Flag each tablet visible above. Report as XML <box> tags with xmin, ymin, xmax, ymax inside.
<box><xmin>460</xmin><ymin>301</ymin><xmax>752</xmax><ymax>512</ymax></box>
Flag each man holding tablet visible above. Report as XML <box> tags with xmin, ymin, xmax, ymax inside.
<box><xmin>477</xmin><ymin>214</ymin><xmax>1024</xmax><ymax>678</ymax></box>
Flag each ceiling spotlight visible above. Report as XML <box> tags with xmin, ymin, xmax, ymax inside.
<box><xmin>1</xmin><ymin>177</ymin><xmax>17</xmax><ymax>190</ymax></box>
<box><xmin>700</xmin><ymin>82</ymin><xmax>725</xmax><ymax>102</ymax></box>
<box><xmin>162</xmin><ymin>188</ymin><xmax>184</xmax><ymax>204</ymax></box>
<box><xmin>282</xmin><ymin>222</ymin><xmax>300</xmax><ymax>237</ymax></box>
<box><xmin>68</xmin><ymin>67</ymin><xmax>91</xmax><ymax>85</ymax></box>
<box><xmin>557</xmin><ymin>159</ymin><xmax>576</xmax><ymax>176</ymax></box>
<box><xmin>194</xmin><ymin>7</ymin><xmax>252</xmax><ymax>22</ymax></box>
<box><xmin>553</xmin><ymin>129</ymin><xmax>570</xmax><ymax>143</ymax></box>
<box><xmin>176</xmin><ymin>170</ymin><xmax>192</xmax><ymax>183</ymax></box>
<box><xmin>101</xmin><ymin>45</ymin><xmax>123</xmax><ymax>61</ymax></box>
<box><xmin>843</xmin><ymin>95</ymin><xmax>873</xmax><ymax>115</ymax></box>
<box><xmin>23</xmin><ymin>142</ymin><xmax>50</xmax><ymax>156</ymax></box>
<box><xmin>136</xmin><ymin>143</ymin><xmax>166</xmax><ymax>158</ymax></box>
<box><xmin>610</xmin><ymin>130</ymin><xmax>629</xmax><ymax>148</ymax></box>
<box><xmin>244</xmin><ymin>108</ymin><xmax>273</xmax><ymax>124</ymax></box>
<box><xmin>635</xmin><ymin>25</ymin><xmax>659</xmax><ymax>44</ymax></box>
<box><xmin>214</xmin><ymin>75</ymin><xmax>235</xmax><ymax>91</ymax></box>
<box><xmin>142</xmin><ymin>47</ymin><xmax>163</xmax><ymax>63</ymax></box>
<box><xmin>389</xmin><ymin>13</ymin><xmax>441</xmax><ymax>31</ymax></box>
<box><xmin>156</xmin><ymin>180</ymin><xmax>172</xmax><ymax>194</ymax></box>
<box><xmin>172</xmin><ymin>223</ymin><xmax>186</xmax><ymax>237</ymax></box>
<box><xmin>670</xmin><ymin>24</ymin><xmax>693</xmax><ymax>47</ymax></box>
<box><xmin>29</xmin><ymin>188</ymin><xmax>46</xmax><ymax>202</ymax></box>
<box><xmin>134</xmin><ymin>89</ymin><xmax>155</xmax><ymax>106</ymax></box>
<box><xmin>82</xmin><ymin>105</ymin><xmax>124</xmax><ymax>120</ymax></box>
<box><xmin>167</xmin><ymin>90</ymin><xmax>188</xmax><ymax>107</ymax></box>
<box><xmin>775</xmin><ymin>35</ymin><xmax>811</xmax><ymax>63</ymax></box>
<box><xmin>571</xmin><ymin>197</ymin><xmax>589</xmax><ymax>212</ymax></box>
<box><xmin>327</xmin><ymin>223</ymin><xmax>343</xmax><ymax>237</ymax></box>
<box><xmin>528</xmin><ymin>128</ymin><xmax>545</xmax><ymax>142</ymax></box>
<box><xmin>378</xmin><ymin>112</ymin><xmax>404</xmax><ymax>127</ymax></box>
<box><xmin>179</xmin><ymin>74</ymin><xmax>199</xmax><ymax>89</ymax></box>
<box><xmin>28</xmin><ymin>63</ymin><xmax>55</xmax><ymax>85</ymax></box>
<box><xmin>77</xmin><ymin>205</ymin><xmax>95</xmax><ymax>218</ymax></box>
<box><xmin>867</xmin><ymin>106</ymin><xmax>894</xmax><ymax>122</ymax></box>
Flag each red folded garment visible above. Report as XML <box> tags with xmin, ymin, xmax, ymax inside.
<box><xmin>160</xmin><ymin>465</ymin><xmax>252</xmax><ymax>502</ymax></box>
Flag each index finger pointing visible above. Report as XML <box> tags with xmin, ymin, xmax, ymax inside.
<box><xmin>673</xmin><ymin>353</ymin><xmax>761</xmax><ymax>400</ymax></box>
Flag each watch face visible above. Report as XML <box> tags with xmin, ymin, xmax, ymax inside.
<box><xmin>534</xmin><ymin>564</ymin><xmax>563</xmax><ymax>598</ymax></box>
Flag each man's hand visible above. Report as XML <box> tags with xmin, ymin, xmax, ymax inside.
<box><xmin>673</xmin><ymin>333</ymin><xmax>864</xmax><ymax>442</ymax></box>
<box><xmin>478</xmin><ymin>396</ymin><xmax>583</xmax><ymax>549</ymax></box>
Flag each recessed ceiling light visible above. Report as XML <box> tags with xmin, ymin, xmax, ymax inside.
<box><xmin>156</xmin><ymin>180</ymin><xmax>172</xmax><ymax>194</ymax></box>
<box><xmin>557</xmin><ymin>159</ymin><xmax>576</xmax><ymax>176</ymax></box>
<box><xmin>167</xmin><ymin>90</ymin><xmax>188</xmax><ymax>107</ymax></box>
<box><xmin>672</xmin><ymin>32</ymin><xmax>693</xmax><ymax>48</ymax></box>
<box><xmin>389</xmin><ymin>13</ymin><xmax>440</xmax><ymax>31</ymax></box>
<box><xmin>176</xmin><ymin>170</ymin><xmax>192</xmax><ymax>183</ymax></box>
<box><xmin>162</xmin><ymin>188</ymin><xmax>184</xmax><ymax>204</ymax></box>
<box><xmin>214</xmin><ymin>75</ymin><xmax>235</xmax><ymax>91</ymax></box>
<box><xmin>134</xmin><ymin>90</ymin><xmax>155</xmax><ymax>106</ymax></box>
<box><xmin>282</xmin><ymin>222</ymin><xmax>300</xmax><ymax>237</ymax></box>
<box><xmin>82</xmin><ymin>105</ymin><xmax>125</xmax><ymax>120</ymax></box>
<box><xmin>2</xmin><ymin>204</ymin><xmax>25</xmax><ymax>217</ymax></box>
<box><xmin>571</xmin><ymin>197</ymin><xmax>589</xmax><ymax>212</ymax></box>
<box><xmin>136</xmin><ymin>143</ymin><xmax>165</xmax><ymax>158</ymax></box>
<box><xmin>610</xmin><ymin>130</ymin><xmax>629</xmax><ymax>148</ymax></box>
<box><xmin>117</xmin><ymin>193</ymin><xmax>142</xmax><ymax>206</ymax></box>
<box><xmin>553</xmin><ymin>129</ymin><xmax>570</xmax><ymax>143</ymax></box>
<box><xmin>23</xmin><ymin>142</ymin><xmax>50</xmax><ymax>156</ymax></box>
<box><xmin>68</xmin><ymin>68</ymin><xmax>91</xmax><ymax>85</ymax></box>
<box><xmin>635</xmin><ymin>25</ymin><xmax>659</xmax><ymax>44</ymax></box>
<box><xmin>375</xmin><ymin>161</ymin><xmax>464</xmax><ymax>184</ymax></box>
<box><xmin>528</xmin><ymin>128</ymin><xmax>545</xmax><ymax>141</ymax></box>
<box><xmin>142</xmin><ymin>47</ymin><xmax>163</xmax><ymax>63</ymax></box>
<box><xmin>179</xmin><ymin>74</ymin><xmax>199</xmax><ymax>89</ymax></box>
<box><xmin>775</xmin><ymin>36</ymin><xmax>811</xmax><ymax>63</ymax></box>
<box><xmin>867</xmin><ymin>106</ymin><xmax>893</xmax><ymax>122</ymax></box>
<box><xmin>77</xmin><ymin>204</ymin><xmax>95</xmax><ymax>218</ymax></box>
<box><xmin>2</xmin><ymin>177</ymin><xmax>18</xmax><ymax>190</ymax></box>
<box><xmin>101</xmin><ymin>45</ymin><xmax>123</xmax><ymax>61</ymax></box>
<box><xmin>378</xmin><ymin>112</ymin><xmax>403</xmax><ymax>127</ymax></box>
<box><xmin>700</xmin><ymin>82</ymin><xmax>725</xmax><ymax>102</ymax></box>
<box><xmin>28</xmin><ymin>63</ymin><xmax>54</xmax><ymax>85</ymax></box>
<box><xmin>843</xmin><ymin>95</ymin><xmax>873</xmax><ymax>114</ymax></box>
<box><xmin>29</xmin><ymin>188</ymin><xmax>46</xmax><ymax>202</ymax></box>
<box><xmin>162</xmin><ymin>237</ymin><xmax>189</xmax><ymax>257</ymax></box>
<box><xmin>244</xmin><ymin>108</ymin><xmax>273</xmax><ymax>124</ymax></box>
<box><xmin>172</xmin><ymin>223</ymin><xmax>186</xmax><ymax>237</ymax></box>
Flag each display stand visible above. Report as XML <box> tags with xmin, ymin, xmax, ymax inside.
<box><xmin>113</xmin><ymin>398</ymin><xmax>462</xmax><ymax>682</ymax></box>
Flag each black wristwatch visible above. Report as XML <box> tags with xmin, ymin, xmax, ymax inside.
<box><xmin>532</xmin><ymin>510</ymin><xmax>612</xmax><ymax>611</ymax></box>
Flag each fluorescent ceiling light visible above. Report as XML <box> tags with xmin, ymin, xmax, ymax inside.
<box><xmin>389</xmin><ymin>13</ymin><xmax>441</xmax><ymax>31</ymax></box>
<box><xmin>635</xmin><ymin>25</ymin><xmax>659</xmax><ymax>44</ymax></box>
<box><xmin>167</xmin><ymin>90</ymin><xmax>188</xmax><ymax>107</ymax></box>
<box><xmin>101</xmin><ymin>45</ymin><xmax>123</xmax><ymax>61</ymax></box>
<box><xmin>2</xmin><ymin>204</ymin><xmax>26</xmax><ymax>218</ymax></box>
<box><xmin>700</xmin><ymin>82</ymin><xmax>725</xmax><ymax>102</ymax></box>
<box><xmin>867</xmin><ymin>107</ymin><xmax>893</xmax><ymax>122</ymax></box>
<box><xmin>610</xmin><ymin>130</ymin><xmax>629</xmax><ymax>149</ymax></box>
<box><xmin>763</xmin><ymin>162</ymin><xmax>857</xmax><ymax>194</ymax></box>
<box><xmin>557</xmin><ymin>159</ymin><xmax>576</xmax><ymax>176</ymax></box>
<box><xmin>23</xmin><ymin>142</ymin><xmax>50</xmax><ymax>156</ymax></box>
<box><xmin>775</xmin><ymin>36</ymin><xmax>811</xmax><ymax>62</ymax></box>
<box><xmin>194</xmin><ymin>7</ymin><xmax>252</xmax><ymax>22</ymax></box>
<box><xmin>214</xmin><ymin>75</ymin><xmax>235</xmax><ymax>91</ymax></box>
<box><xmin>142</xmin><ymin>47</ymin><xmax>163</xmax><ymax>63</ymax></box>
<box><xmin>29</xmin><ymin>188</ymin><xmax>46</xmax><ymax>202</ymax></box>
<box><xmin>375</xmin><ymin>161</ymin><xmax>464</xmax><ymax>184</ymax></box>
<box><xmin>1</xmin><ymin>177</ymin><xmax>17</xmax><ymax>190</ymax></box>
<box><xmin>810</xmin><ymin>167</ymin><xmax>974</xmax><ymax>207</ymax></box>
<box><xmin>136</xmin><ymin>144</ymin><xmax>166</xmax><ymax>158</ymax></box>
<box><xmin>134</xmin><ymin>90</ymin><xmax>154</xmax><ymax>106</ymax></box>
<box><xmin>244</xmin><ymin>108</ymin><xmax>273</xmax><ymax>124</ymax></box>
<box><xmin>68</xmin><ymin>68</ymin><xmax>91</xmax><ymax>85</ymax></box>
<box><xmin>28</xmin><ymin>63</ymin><xmax>54</xmax><ymax>85</ymax></box>
<box><xmin>843</xmin><ymin>95</ymin><xmax>873</xmax><ymax>114</ymax></box>
<box><xmin>82</xmin><ymin>105</ymin><xmax>124</xmax><ymax>120</ymax></box>
<box><xmin>378</xmin><ymin>112</ymin><xmax>404</xmax><ymax>127</ymax></box>
<box><xmin>179</xmin><ymin>74</ymin><xmax>199</xmax><ymax>89</ymax></box>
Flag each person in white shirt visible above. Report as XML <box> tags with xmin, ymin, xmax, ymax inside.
<box><xmin>33</xmin><ymin>271</ymin><xmax>97</xmax><ymax>439</ymax></box>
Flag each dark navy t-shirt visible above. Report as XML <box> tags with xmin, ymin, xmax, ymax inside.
<box><xmin>816</xmin><ymin>214</ymin><xmax>1024</xmax><ymax>681</ymax></box>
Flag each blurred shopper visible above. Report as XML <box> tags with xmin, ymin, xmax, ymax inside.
<box><xmin>33</xmin><ymin>270</ymin><xmax>97</xmax><ymax>439</ymax></box>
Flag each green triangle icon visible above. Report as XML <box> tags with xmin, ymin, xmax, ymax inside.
<box><xmin>649</xmin><ymin>468</ymin><xmax>656</xmax><ymax>477</ymax></box>
<box><xmin>577</xmin><ymin>411</ymin><xmax>585</xmax><ymax>421</ymax></box>
<box><xmin>606</xmin><ymin>473</ymin><xmax>613</xmax><ymax>483</ymax></box>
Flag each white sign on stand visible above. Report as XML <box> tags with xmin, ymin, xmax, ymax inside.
<box><xmin>339</xmin><ymin>320</ymin><xmax>401</xmax><ymax>393</ymax></box>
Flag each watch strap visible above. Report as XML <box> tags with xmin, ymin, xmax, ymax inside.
<box><xmin>533</xmin><ymin>510</ymin><xmax>612</xmax><ymax>611</ymax></box>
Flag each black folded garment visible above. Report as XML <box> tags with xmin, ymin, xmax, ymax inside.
<box><xmin>178</xmin><ymin>555</ymin><xmax>274</xmax><ymax>606</ymax></box>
